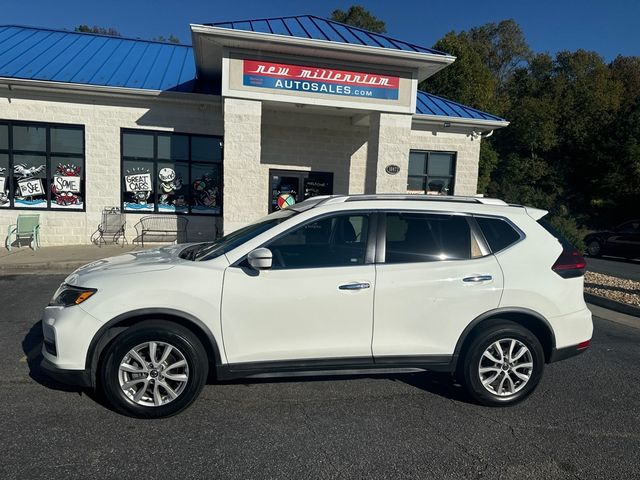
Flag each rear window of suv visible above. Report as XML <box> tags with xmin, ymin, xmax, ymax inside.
<box><xmin>537</xmin><ymin>219</ymin><xmax>575</xmax><ymax>249</ymax></box>
<box><xmin>475</xmin><ymin>216</ymin><xmax>521</xmax><ymax>253</ymax></box>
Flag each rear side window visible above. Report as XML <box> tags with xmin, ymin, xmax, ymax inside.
<box><xmin>384</xmin><ymin>212</ymin><xmax>480</xmax><ymax>263</ymax></box>
<box><xmin>476</xmin><ymin>217</ymin><xmax>521</xmax><ymax>253</ymax></box>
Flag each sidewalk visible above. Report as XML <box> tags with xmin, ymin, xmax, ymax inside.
<box><xmin>0</xmin><ymin>244</ymin><xmax>156</xmax><ymax>274</ymax></box>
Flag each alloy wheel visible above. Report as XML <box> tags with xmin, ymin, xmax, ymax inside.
<box><xmin>478</xmin><ymin>338</ymin><xmax>533</xmax><ymax>397</ymax></box>
<box><xmin>118</xmin><ymin>341</ymin><xmax>189</xmax><ymax>407</ymax></box>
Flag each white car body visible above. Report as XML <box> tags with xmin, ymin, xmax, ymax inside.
<box><xmin>41</xmin><ymin>195</ymin><xmax>592</xmax><ymax>402</ymax></box>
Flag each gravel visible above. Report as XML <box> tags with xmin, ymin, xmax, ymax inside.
<box><xmin>584</xmin><ymin>271</ymin><xmax>640</xmax><ymax>307</ymax></box>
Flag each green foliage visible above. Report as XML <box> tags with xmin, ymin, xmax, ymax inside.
<box><xmin>427</xmin><ymin>19</ymin><xmax>640</xmax><ymax>231</ymax></box>
<box><xmin>546</xmin><ymin>215</ymin><xmax>587</xmax><ymax>251</ymax></box>
<box><xmin>421</xmin><ymin>31</ymin><xmax>497</xmax><ymax>111</ymax></box>
<box><xmin>330</xmin><ymin>5</ymin><xmax>386</xmax><ymax>33</ymax></box>
<box><xmin>477</xmin><ymin>141</ymin><xmax>498</xmax><ymax>194</ymax></box>
<box><xmin>75</xmin><ymin>25</ymin><xmax>121</xmax><ymax>36</ymax></box>
<box><xmin>74</xmin><ymin>25</ymin><xmax>179</xmax><ymax>44</ymax></box>
<box><xmin>152</xmin><ymin>34</ymin><xmax>181</xmax><ymax>44</ymax></box>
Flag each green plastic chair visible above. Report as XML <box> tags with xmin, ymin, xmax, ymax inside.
<box><xmin>6</xmin><ymin>214</ymin><xmax>40</xmax><ymax>251</ymax></box>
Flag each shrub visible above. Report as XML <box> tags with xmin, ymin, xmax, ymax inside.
<box><xmin>546</xmin><ymin>214</ymin><xmax>587</xmax><ymax>251</ymax></box>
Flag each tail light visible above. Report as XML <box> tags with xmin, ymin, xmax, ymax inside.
<box><xmin>552</xmin><ymin>246</ymin><xmax>586</xmax><ymax>278</ymax></box>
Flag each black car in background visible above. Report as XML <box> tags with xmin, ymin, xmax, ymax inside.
<box><xmin>584</xmin><ymin>220</ymin><xmax>640</xmax><ymax>259</ymax></box>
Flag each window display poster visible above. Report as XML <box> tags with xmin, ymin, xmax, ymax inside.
<box><xmin>18</xmin><ymin>178</ymin><xmax>44</xmax><ymax>196</ymax></box>
<box><xmin>125</xmin><ymin>173</ymin><xmax>152</xmax><ymax>193</ymax></box>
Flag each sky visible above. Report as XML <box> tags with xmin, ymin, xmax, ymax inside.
<box><xmin>3</xmin><ymin>0</ymin><xmax>639</xmax><ymax>61</ymax></box>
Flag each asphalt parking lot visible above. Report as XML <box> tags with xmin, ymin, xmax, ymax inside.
<box><xmin>1</xmin><ymin>274</ymin><xmax>639</xmax><ymax>480</ymax></box>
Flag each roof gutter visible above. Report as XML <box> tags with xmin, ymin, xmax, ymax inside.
<box><xmin>0</xmin><ymin>77</ymin><xmax>222</xmax><ymax>106</ymax></box>
<box><xmin>412</xmin><ymin>113</ymin><xmax>509</xmax><ymax>131</ymax></box>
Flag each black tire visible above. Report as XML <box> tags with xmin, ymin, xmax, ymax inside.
<box><xmin>459</xmin><ymin>320</ymin><xmax>545</xmax><ymax>407</ymax></box>
<box><xmin>99</xmin><ymin>320</ymin><xmax>208</xmax><ymax>418</ymax></box>
<box><xmin>587</xmin><ymin>240</ymin><xmax>602</xmax><ymax>257</ymax></box>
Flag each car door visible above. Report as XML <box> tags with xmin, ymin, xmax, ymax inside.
<box><xmin>221</xmin><ymin>212</ymin><xmax>376</xmax><ymax>365</ymax></box>
<box><xmin>607</xmin><ymin>221</ymin><xmax>640</xmax><ymax>258</ymax></box>
<box><xmin>372</xmin><ymin>211</ymin><xmax>504</xmax><ymax>359</ymax></box>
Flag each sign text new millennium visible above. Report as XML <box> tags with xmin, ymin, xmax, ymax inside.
<box><xmin>243</xmin><ymin>60</ymin><xmax>400</xmax><ymax>100</ymax></box>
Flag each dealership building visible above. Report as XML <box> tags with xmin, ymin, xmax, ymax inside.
<box><xmin>0</xmin><ymin>16</ymin><xmax>508</xmax><ymax>246</ymax></box>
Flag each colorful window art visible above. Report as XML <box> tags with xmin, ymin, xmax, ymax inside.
<box><xmin>121</xmin><ymin>130</ymin><xmax>222</xmax><ymax>215</ymax></box>
<box><xmin>0</xmin><ymin>121</ymin><xmax>85</xmax><ymax>210</ymax></box>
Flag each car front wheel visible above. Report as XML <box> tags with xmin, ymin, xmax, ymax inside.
<box><xmin>99</xmin><ymin>320</ymin><xmax>208</xmax><ymax>418</ymax></box>
<box><xmin>460</xmin><ymin>321</ymin><xmax>545</xmax><ymax>406</ymax></box>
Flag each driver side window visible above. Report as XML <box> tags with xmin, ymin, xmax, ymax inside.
<box><xmin>266</xmin><ymin>214</ymin><xmax>369</xmax><ymax>269</ymax></box>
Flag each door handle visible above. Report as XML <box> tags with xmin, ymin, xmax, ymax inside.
<box><xmin>339</xmin><ymin>282</ymin><xmax>371</xmax><ymax>290</ymax></box>
<box><xmin>463</xmin><ymin>275</ymin><xmax>493</xmax><ymax>283</ymax></box>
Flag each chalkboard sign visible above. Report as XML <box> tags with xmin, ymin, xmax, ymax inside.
<box><xmin>304</xmin><ymin>172</ymin><xmax>333</xmax><ymax>199</ymax></box>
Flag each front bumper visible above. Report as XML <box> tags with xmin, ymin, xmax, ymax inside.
<box><xmin>40</xmin><ymin>357</ymin><xmax>92</xmax><ymax>388</ymax></box>
<box><xmin>41</xmin><ymin>303</ymin><xmax>103</xmax><ymax>371</ymax></box>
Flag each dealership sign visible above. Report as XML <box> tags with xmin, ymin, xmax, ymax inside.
<box><xmin>243</xmin><ymin>60</ymin><xmax>399</xmax><ymax>100</ymax></box>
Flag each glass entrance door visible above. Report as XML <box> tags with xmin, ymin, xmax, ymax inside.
<box><xmin>269</xmin><ymin>169</ymin><xmax>333</xmax><ymax>212</ymax></box>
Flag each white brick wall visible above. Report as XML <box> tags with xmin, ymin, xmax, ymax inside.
<box><xmin>223</xmin><ymin>98</ymin><xmax>263</xmax><ymax>234</ymax></box>
<box><xmin>0</xmin><ymin>89</ymin><xmax>223</xmax><ymax>246</ymax></box>
<box><xmin>369</xmin><ymin>112</ymin><xmax>413</xmax><ymax>193</ymax></box>
<box><xmin>410</xmin><ymin>125</ymin><xmax>482</xmax><ymax>196</ymax></box>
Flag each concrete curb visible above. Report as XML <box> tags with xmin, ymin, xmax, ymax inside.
<box><xmin>0</xmin><ymin>261</ymin><xmax>87</xmax><ymax>274</ymax></box>
<box><xmin>585</xmin><ymin>293</ymin><xmax>640</xmax><ymax>318</ymax></box>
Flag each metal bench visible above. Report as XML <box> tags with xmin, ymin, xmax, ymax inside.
<box><xmin>135</xmin><ymin>215</ymin><xmax>188</xmax><ymax>248</ymax></box>
<box><xmin>6</xmin><ymin>214</ymin><xmax>40</xmax><ymax>251</ymax></box>
<box><xmin>92</xmin><ymin>207</ymin><xmax>127</xmax><ymax>247</ymax></box>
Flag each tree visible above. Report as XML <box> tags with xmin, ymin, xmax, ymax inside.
<box><xmin>75</xmin><ymin>25</ymin><xmax>121</xmax><ymax>37</ymax></box>
<box><xmin>420</xmin><ymin>31</ymin><xmax>497</xmax><ymax>112</ymax></box>
<box><xmin>152</xmin><ymin>34</ymin><xmax>181</xmax><ymax>44</ymax></box>
<box><xmin>466</xmin><ymin>19</ymin><xmax>532</xmax><ymax>87</ymax></box>
<box><xmin>330</xmin><ymin>5</ymin><xmax>386</xmax><ymax>33</ymax></box>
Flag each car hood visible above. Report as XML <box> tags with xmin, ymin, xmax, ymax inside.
<box><xmin>64</xmin><ymin>243</ymin><xmax>197</xmax><ymax>285</ymax></box>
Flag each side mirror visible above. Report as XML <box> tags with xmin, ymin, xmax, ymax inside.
<box><xmin>247</xmin><ymin>247</ymin><xmax>273</xmax><ymax>270</ymax></box>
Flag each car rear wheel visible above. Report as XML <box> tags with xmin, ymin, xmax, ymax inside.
<box><xmin>460</xmin><ymin>321</ymin><xmax>545</xmax><ymax>406</ymax></box>
<box><xmin>99</xmin><ymin>320</ymin><xmax>208</xmax><ymax>418</ymax></box>
<box><xmin>587</xmin><ymin>240</ymin><xmax>602</xmax><ymax>257</ymax></box>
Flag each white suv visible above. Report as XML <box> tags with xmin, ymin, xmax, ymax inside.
<box><xmin>41</xmin><ymin>195</ymin><xmax>592</xmax><ymax>418</ymax></box>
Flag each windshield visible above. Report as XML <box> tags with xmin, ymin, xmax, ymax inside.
<box><xmin>192</xmin><ymin>209</ymin><xmax>299</xmax><ymax>261</ymax></box>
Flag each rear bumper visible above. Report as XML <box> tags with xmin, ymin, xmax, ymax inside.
<box><xmin>40</xmin><ymin>357</ymin><xmax>92</xmax><ymax>388</ymax></box>
<box><xmin>549</xmin><ymin>341</ymin><xmax>591</xmax><ymax>363</ymax></box>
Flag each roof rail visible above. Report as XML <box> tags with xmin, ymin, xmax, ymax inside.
<box><xmin>341</xmin><ymin>194</ymin><xmax>507</xmax><ymax>205</ymax></box>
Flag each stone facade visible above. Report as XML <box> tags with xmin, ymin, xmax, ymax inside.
<box><xmin>410</xmin><ymin>124</ymin><xmax>482</xmax><ymax>196</ymax></box>
<box><xmin>0</xmin><ymin>87</ymin><xmax>485</xmax><ymax>245</ymax></box>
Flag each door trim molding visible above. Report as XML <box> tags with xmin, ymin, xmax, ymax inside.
<box><xmin>216</xmin><ymin>354</ymin><xmax>454</xmax><ymax>380</ymax></box>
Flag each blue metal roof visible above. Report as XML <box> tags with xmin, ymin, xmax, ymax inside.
<box><xmin>208</xmin><ymin>15</ymin><xmax>448</xmax><ymax>56</ymax></box>
<box><xmin>0</xmin><ymin>25</ymin><xmax>197</xmax><ymax>92</ymax></box>
<box><xmin>0</xmin><ymin>25</ymin><xmax>505</xmax><ymax>123</ymax></box>
<box><xmin>416</xmin><ymin>91</ymin><xmax>506</xmax><ymax>122</ymax></box>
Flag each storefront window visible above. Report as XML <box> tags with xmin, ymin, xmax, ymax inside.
<box><xmin>407</xmin><ymin>151</ymin><xmax>456</xmax><ymax>196</ymax></box>
<box><xmin>0</xmin><ymin>121</ymin><xmax>85</xmax><ymax>210</ymax></box>
<box><xmin>121</xmin><ymin>130</ymin><xmax>223</xmax><ymax>215</ymax></box>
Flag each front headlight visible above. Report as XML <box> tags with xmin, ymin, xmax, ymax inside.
<box><xmin>50</xmin><ymin>284</ymin><xmax>97</xmax><ymax>307</ymax></box>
